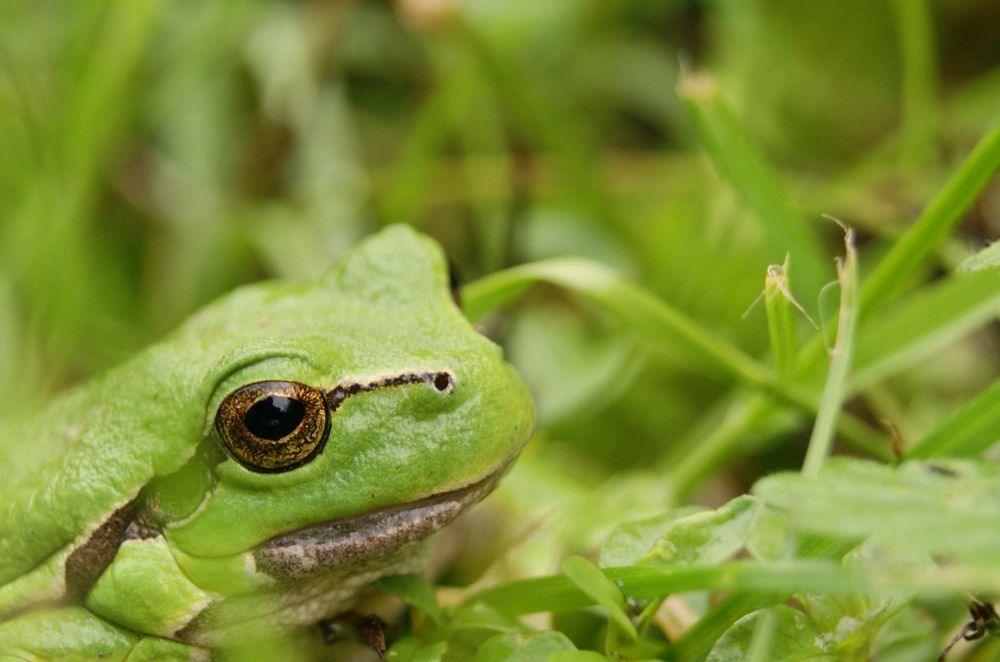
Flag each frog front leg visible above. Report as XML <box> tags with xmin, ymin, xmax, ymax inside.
<box><xmin>0</xmin><ymin>606</ymin><xmax>204</xmax><ymax>661</ymax></box>
<box><xmin>0</xmin><ymin>525</ymin><xmax>211</xmax><ymax>661</ymax></box>
<box><xmin>319</xmin><ymin>611</ymin><xmax>389</xmax><ymax>661</ymax></box>
<box><xmin>83</xmin><ymin>532</ymin><xmax>213</xmax><ymax>642</ymax></box>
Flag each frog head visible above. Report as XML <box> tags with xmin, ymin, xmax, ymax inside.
<box><xmin>145</xmin><ymin>225</ymin><xmax>533</xmax><ymax>575</ymax></box>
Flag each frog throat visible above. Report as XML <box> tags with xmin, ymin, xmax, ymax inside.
<box><xmin>252</xmin><ymin>456</ymin><xmax>515</xmax><ymax>580</ymax></box>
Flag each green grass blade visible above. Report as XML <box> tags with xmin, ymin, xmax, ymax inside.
<box><xmin>663</xmin><ymin>395</ymin><xmax>788</xmax><ymax>501</ymax></box>
<box><xmin>664</xmin><ymin>391</ymin><xmax>892</xmax><ymax>502</ymax></box>
<box><xmin>905</xmin><ymin>376</ymin><xmax>1000</xmax><ymax>459</ymax></box>
<box><xmin>861</xmin><ymin>119</ymin><xmax>1000</xmax><ymax>314</ymax></box>
<box><xmin>677</xmin><ymin>69</ymin><xmax>829</xmax><ymax>300</ymax></box>
<box><xmin>803</xmin><ymin>230</ymin><xmax>859</xmax><ymax>475</ymax></box>
<box><xmin>959</xmin><ymin>241</ymin><xmax>1000</xmax><ymax>272</ymax></box>
<box><xmin>764</xmin><ymin>261</ymin><xmax>801</xmax><ymax>377</ymax></box>
<box><xmin>890</xmin><ymin>0</ymin><xmax>938</xmax><ymax>172</ymax></box>
<box><xmin>5</xmin><ymin>0</ymin><xmax>162</xmax><ymax>356</ymax></box>
<box><xmin>62</xmin><ymin>1</ymin><xmax>162</xmax><ymax>181</ymax></box>
<box><xmin>746</xmin><ymin>605</ymin><xmax>778</xmax><ymax>662</ymax></box>
<box><xmin>668</xmin><ymin>252</ymin><xmax>999</xmax><ymax>493</ymax></box>
<box><xmin>463</xmin><ymin>258</ymin><xmax>770</xmax><ymax>386</ymax></box>
<box><xmin>852</xmin><ymin>268</ymin><xmax>1000</xmax><ymax>392</ymax></box>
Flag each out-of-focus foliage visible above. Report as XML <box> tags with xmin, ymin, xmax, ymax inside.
<box><xmin>2</xmin><ymin>0</ymin><xmax>1000</xmax><ymax>659</ymax></box>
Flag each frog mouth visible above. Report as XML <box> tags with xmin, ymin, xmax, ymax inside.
<box><xmin>253</xmin><ymin>458</ymin><xmax>515</xmax><ymax>580</ymax></box>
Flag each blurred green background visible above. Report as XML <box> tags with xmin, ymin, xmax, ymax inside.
<box><xmin>1</xmin><ymin>0</ymin><xmax>998</xmax><ymax>520</ymax></box>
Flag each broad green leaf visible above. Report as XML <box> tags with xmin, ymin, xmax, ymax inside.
<box><xmin>670</xmin><ymin>592</ymin><xmax>787</xmax><ymax>662</ymax></box>
<box><xmin>796</xmin><ymin>592</ymin><xmax>893</xmax><ymax>656</ymax></box>
<box><xmin>706</xmin><ymin>606</ymin><xmax>840</xmax><ymax>662</ymax></box>
<box><xmin>745</xmin><ymin>508</ymin><xmax>788</xmax><ymax>563</ymax></box>
<box><xmin>447</xmin><ymin>602</ymin><xmax>521</xmax><ymax>635</ymax></box>
<box><xmin>599</xmin><ymin>507</ymin><xmax>703</xmax><ymax>568</ymax></box>
<box><xmin>717</xmin><ymin>566</ymin><xmax>911</xmax><ymax>662</ymax></box>
<box><xmin>561</xmin><ymin>555</ymin><xmax>637</xmax><ymax>641</ymax></box>
<box><xmin>474</xmin><ymin>631</ymin><xmax>577</xmax><ymax>662</ymax></box>
<box><xmin>796</xmin><ymin>546</ymin><xmax>917</xmax><ymax>662</ymax></box>
<box><xmin>548</xmin><ymin>652</ymin><xmax>611</xmax><ymax>662</ymax></box>
<box><xmin>753</xmin><ymin>458</ymin><xmax>1000</xmax><ymax>564</ymax></box>
<box><xmin>869</xmin><ymin>606</ymin><xmax>941</xmax><ymax>662</ymax></box>
<box><xmin>387</xmin><ymin>639</ymin><xmax>448</xmax><ymax>662</ymax></box>
<box><xmin>377</xmin><ymin>574</ymin><xmax>442</xmax><ymax>623</ymax></box>
<box><xmin>640</xmin><ymin>496</ymin><xmax>763</xmax><ymax>567</ymax></box>
<box><xmin>959</xmin><ymin>240</ymin><xmax>1000</xmax><ymax>272</ymax></box>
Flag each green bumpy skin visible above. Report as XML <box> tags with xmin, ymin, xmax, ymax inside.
<box><xmin>0</xmin><ymin>226</ymin><xmax>533</xmax><ymax>657</ymax></box>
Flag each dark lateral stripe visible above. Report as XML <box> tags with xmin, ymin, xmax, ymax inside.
<box><xmin>63</xmin><ymin>501</ymin><xmax>139</xmax><ymax>600</ymax></box>
<box><xmin>325</xmin><ymin>371</ymin><xmax>454</xmax><ymax>413</ymax></box>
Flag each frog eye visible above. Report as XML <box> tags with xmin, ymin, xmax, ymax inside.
<box><xmin>215</xmin><ymin>381</ymin><xmax>330</xmax><ymax>473</ymax></box>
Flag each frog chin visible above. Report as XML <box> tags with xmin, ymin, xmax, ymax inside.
<box><xmin>252</xmin><ymin>457</ymin><xmax>516</xmax><ymax>580</ymax></box>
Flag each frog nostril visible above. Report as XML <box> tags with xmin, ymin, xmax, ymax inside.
<box><xmin>433</xmin><ymin>372</ymin><xmax>454</xmax><ymax>393</ymax></box>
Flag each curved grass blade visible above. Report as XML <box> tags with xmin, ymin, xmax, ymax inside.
<box><xmin>463</xmin><ymin>258</ymin><xmax>768</xmax><ymax>387</ymax></box>
<box><xmin>861</xmin><ymin>119</ymin><xmax>1000</xmax><ymax>314</ymax></box>
<box><xmin>851</xmin><ymin>267</ymin><xmax>1000</xmax><ymax>392</ymax></box>
<box><xmin>905</xmin><ymin>376</ymin><xmax>1000</xmax><ymax>459</ymax></box>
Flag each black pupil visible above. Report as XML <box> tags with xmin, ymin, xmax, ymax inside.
<box><xmin>244</xmin><ymin>396</ymin><xmax>305</xmax><ymax>440</ymax></box>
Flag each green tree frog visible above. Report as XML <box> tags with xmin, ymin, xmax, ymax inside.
<box><xmin>0</xmin><ymin>226</ymin><xmax>533</xmax><ymax>659</ymax></box>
